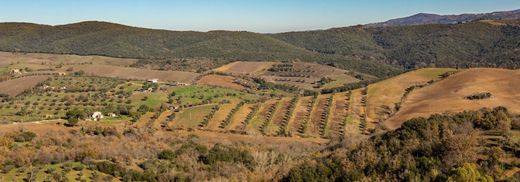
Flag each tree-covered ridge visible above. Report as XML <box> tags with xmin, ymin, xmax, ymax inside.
<box><xmin>285</xmin><ymin>107</ymin><xmax>520</xmax><ymax>181</ymax></box>
<box><xmin>1</xmin><ymin>20</ymin><xmax>519</xmax><ymax>78</ymax></box>
<box><xmin>274</xmin><ymin>21</ymin><xmax>520</xmax><ymax>69</ymax></box>
<box><xmin>0</xmin><ymin>21</ymin><xmax>400</xmax><ymax>78</ymax></box>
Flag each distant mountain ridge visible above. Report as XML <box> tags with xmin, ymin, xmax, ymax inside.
<box><xmin>367</xmin><ymin>9</ymin><xmax>520</xmax><ymax>27</ymax></box>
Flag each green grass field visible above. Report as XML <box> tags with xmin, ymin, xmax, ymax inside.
<box><xmin>172</xmin><ymin>104</ymin><xmax>216</xmax><ymax>128</ymax></box>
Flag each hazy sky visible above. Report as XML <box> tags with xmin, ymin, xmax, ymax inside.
<box><xmin>0</xmin><ymin>0</ymin><xmax>519</xmax><ymax>33</ymax></box>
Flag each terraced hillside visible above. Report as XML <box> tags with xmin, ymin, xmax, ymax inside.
<box><xmin>214</xmin><ymin>61</ymin><xmax>364</xmax><ymax>91</ymax></box>
<box><xmin>0</xmin><ymin>57</ymin><xmax>518</xmax><ymax>141</ymax></box>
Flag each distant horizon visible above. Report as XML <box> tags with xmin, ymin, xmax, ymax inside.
<box><xmin>0</xmin><ymin>0</ymin><xmax>519</xmax><ymax>33</ymax></box>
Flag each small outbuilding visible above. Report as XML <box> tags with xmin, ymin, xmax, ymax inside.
<box><xmin>148</xmin><ymin>79</ymin><xmax>159</xmax><ymax>83</ymax></box>
<box><xmin>92</xmin><ymin>112</ymin><xmax>104</xmax><ymax>121</ymax></box>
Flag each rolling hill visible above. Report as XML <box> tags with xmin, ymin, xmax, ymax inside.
<box><xmin>385</xmin><ymin>68</ymin><xmax>520</xmax><ymax>129</ymax></box>
<box><xmin>0</xmin><ymin>10</ymin><xmax>518</xmax><ymax>78</ymax></box>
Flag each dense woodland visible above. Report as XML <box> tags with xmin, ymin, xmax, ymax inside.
<box><xmin>1</xmin><ymin>20</ymin><xmax>519</xmax><ymax>78</ymax></box>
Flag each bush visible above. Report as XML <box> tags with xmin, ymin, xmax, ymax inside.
<box><xmin>14</xmin><ymin>131</ymin><xmax>36</xmax><ymax>142</ymax></box>
<box><xmin>465</xmin><ymin>92</ymin><xmax>492</xmax><ymax>100</ymax></box>
<box><xmin>157</xmin><ymin>150</ymin><xmax>176</xmax><ymax>160</ymax></box>
<box><xmin>200</xmin><ymin>144</ymin><xmax>255</xmax><ymax>170</ymax></box>
<box><xmin>65</xmin><ymin>108</ymin><xmax>86</xmax><ymax>126</ymax></box>
<box><xmin>138</xmin><ymin>105</ymin><xmax>152</xmax><ymax>113</ymax></box>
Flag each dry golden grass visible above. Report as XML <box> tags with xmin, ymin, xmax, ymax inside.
<box><xmin>0</xmin><ymin>75</ymin><xmax>50</xmax><ymax>96</ymax></box>
<box><xmin>206</xmin><ymin>100</ymin><xmax>239</xmax><ymax>130</ymax></box>
<box><xmin>247</xmin><ymin>99</ymin><xmax>278</xmax><ymax>135</ymax></box>
<box><xmin>152</xmin><ymin>110</ymin><xmax>173</xmax><ymax>130</ymax></box>
<box><xmin>326</xmin><ymin>94</ymin><xmax>349</xmax><ymax>139</ymax></box>
<box><xmin>366</xmin><ymin>68</ymin><xmax>456</xmax><ymax>123</ymax></box>
<box><xmin>385</xmin><ymin>68</ymin><xmax>520</xmax><ymax>130</ymax></box>
<box><xmin>213</xmin><ymin>61</ymin><xmax>275</xmax><ymax>75</ymax></box>
<box><xmin>287</xmin><ymin>96</ymin><xmax>312</xmax><ymax>137</ymax></box>
<box><xmin>306</xmin><ymin>95</ymin><xmax>329</xmax><ymax>137</ymax></box>
<box><xmin>265</xmin><ymin>97</ymin><xmax>293</xmax><ymax>135</ymax></box>
<box><xmin>196</xmin><ymin>75</ymin><xmax>245</xmax><ymax>90</ymax></box>
<box><xmin>74</xmin><ymin>65</ymin><xmax>199</xmax><ymax>83</ymax></box>
<box><xmin>227</xmin><ymin>103</ymin><xmax>254</xmax><ymax>131</ymax></box>
<box><xmin>0</xmin><ymin>51</ymin><xmax>137</xmax><ymax>67</ymax></box>
<box><xmin>135</xmin><ymin>112</ymin><xmax>155</xmax><ymax>128</ymax></box>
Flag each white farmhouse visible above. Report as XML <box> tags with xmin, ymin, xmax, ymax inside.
<box><xmin>92</xmin><ymin>112</ymin><xmax>104</xmax><ymax>121</ymax></box>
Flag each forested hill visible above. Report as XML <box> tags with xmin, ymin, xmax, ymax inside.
<box><xmin>0</xmin><ymin>19</ymin><xmax>519</xmax><ymax>77</ymax></box>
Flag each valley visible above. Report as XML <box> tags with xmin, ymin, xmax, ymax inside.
<box><xmin>0</xmin><ymin>6</ymin><xmax>518</xmax><ymax>181</ymax></box>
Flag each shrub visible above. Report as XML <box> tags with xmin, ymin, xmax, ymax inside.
<box><xmin>465</xmin><ymin>92</ymin><xmax>492</xmax><ymax>100</ymax></box>
<box><xmin>14</xmin><ymin>131</ymin><xmax>36</xmax><ymax>142</ymax></box>
<box><xmin>200</xmin><ymin>144</ymin><xmax>255</xmax><ymax>170</ymax></box>
<box><xmin>65</xmin><ymin>108</ymin><xmax>86</xmax><ymax>126</ymax></box>
<box><xmin>157</xmin><ymin>150</ymin><xmax>176</xmax><ymax>160</ymax></box>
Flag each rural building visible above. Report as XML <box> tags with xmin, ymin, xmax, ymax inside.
<box><xmin>170</xmin><ymin>106</ymin><xmax>180</xmax><ymax>112</ymax></box>
<box><xmin>57</xmin><ymin>72</ymin><xmax>67</xmax><ymax>76</ymax></box>
<box><xmin>92</xmin><ymin>112</ymin><xmax>104</xmax><ymax>121</ymax></box>
<box><xmin>148</xmin><ymin>79</ymin><xmax>159</xmax><ymax>83</ymax></box>
<box><xmin>10</xmin><ymin>69</ymin><xmax>22</xmax><ymax>75</ymax></box>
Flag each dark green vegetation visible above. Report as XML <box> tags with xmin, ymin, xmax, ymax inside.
<box><xmin>466</xmin><ymin>92</ymin><xmax>493</xmax><ymax>100</ymax></box>
<box><xmin>1</xmin><ymin>20</ymin><xmax>518</xmax><ymax>78</ymax></box>
<box><xmin>284</xmin><ymin>107</ymin><xmax>520</xmax><ymax>181</ymax></box>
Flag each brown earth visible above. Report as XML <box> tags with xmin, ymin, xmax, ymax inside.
<box><xmin>74</xmin><ymin>65</ymin><xmax>199</xmax><ymax>83</ymax></box>
<box><xmin>0</xmin><ymin>75</ymin><xmax>50</xmax><ymax>96</ymax></box>
<box><xmin>213</xmin><ymin>61</ymin><xmax>275</xmax><ymax>75</ymax></box>
<box><xmin>196</xmin><ymin>75</ymin><xmax>245</xmax><ymax>90</ymax></box>
<box><xmin>0</xmin><ymin>51</ymin><xmax>137</xmax><ymax>67</ymax></box>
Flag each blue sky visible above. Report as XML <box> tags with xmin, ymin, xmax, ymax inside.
<box><xmin>0</xmin><ymin>0</ymin><xmax>518</xmax><ymax>32</ymax></box>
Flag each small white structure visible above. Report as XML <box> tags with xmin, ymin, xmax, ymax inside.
<box><xmin>10</xmin><ymin>69</ymin><xmax>22</xmax><ymax>75</ymax></box>
<box><xmin>107</xmin><ymin>113</ymin><xmax>117</xmax><ymax>117</ymax></box>
<box><xmin>148</xmin><ymin>79</ymin><xmax>159</xmax><ymax>83</ymax></box>
<box><xmin>92</xmin><ymin>112</ymin><xmax>104</xmax><ymax>121</ymax></box>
